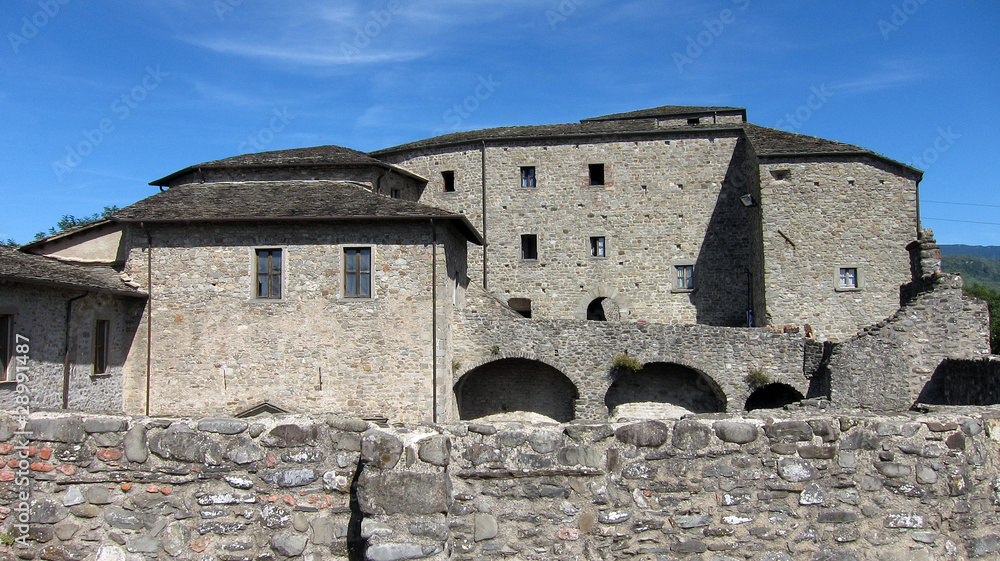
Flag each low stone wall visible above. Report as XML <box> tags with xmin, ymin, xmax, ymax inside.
<box><xmin>0</xmin><ymin>410</ymin><xmax>998</xmax><ymax>560</ymax></box>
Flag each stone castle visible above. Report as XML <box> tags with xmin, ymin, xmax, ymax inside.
<box><xmin>0</xmin><ymin>105</ymin><xmax>996</xmax><ymax>422</ymax></box>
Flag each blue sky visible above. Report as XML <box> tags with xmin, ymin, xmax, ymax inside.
<box><xmin>1</xmin><ymin>0</ymin><xmax>998</xmax><ymax>245</ymax></box>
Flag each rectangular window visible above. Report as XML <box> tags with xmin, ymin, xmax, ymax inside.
<box><xmin>442</xmin><ymin>170</ymin><xmax>456</xmax><ymax>192</ymax></box>
<box><xmin>589</xmin><ymin>164</ymin><xmax>605</xmax><ymax>186</ymax></box>
<box><xmin>687</xmin><ymin>117</ymin><xmax>701</xmax><ymax>125</ymax></box>
<box><xmin>520</xmin><ymin>234</ymin><xmax>538</xmax><ymax>260</ymax></box>
<box><xmin>839</xmin><ymin>267</ymin><xmax>858</xmax><ymax>289</ymax></box>
<box><xmin>520</xmin><ymin>166</ymin><xmax>536</xmax><ymax>188</ymax></box>
<box><xmin>256</xmin><ymin>249</ymin><xmax>283</xmax><ymax>299</ymax></box>
<box><xmin>675</xmin><ymin>265</ymin><xmax>694</xmax><ymax>290</ymax></box>
<box><xmin>344</xmin><ymin>247</ymin><xmax>372</xmax><ymax>298</ymax></box>
<box><xmin>590</xmin><ymin>236</ymin><xmax>606</xmax><ymax>257</ymax></box>
<box><xmin>94</xmin><ymin>319</ymin><xmax>110</xmax><ymax>375</ymax></box>
<box><xmin>0</xmin><ymin>315</ymin><xmax>10</xmax><ymax>382</ymax></box>
<box><xmin>390</xmin><ymin>189</ymin><xmax>401</xmax><ymax>199</ymax></box>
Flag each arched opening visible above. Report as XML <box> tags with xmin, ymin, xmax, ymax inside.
<box><xmin>745</xmin><ymin>383</ymin><xmax>804</xmax><ymax>411</ymax></box>
<box><xmin>587</xmin><ymin>298</ymin><xmax>607</xmax><ymax>321</ymax></box>
<box><xmin>455</xmin><ymin>358</ymin><xmax>577</xmax><ymax>422</ymax></box>
<box><xmin>605</xmin><ymin>362</ymin><xmax>726</xmax><ymax>419</ymax></box>
<box><xmin>587</xmin><ymin>297</ymin><xmax>620</xmax><ymax>321</ymax></box>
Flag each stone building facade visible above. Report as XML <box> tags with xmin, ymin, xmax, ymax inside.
<box><xmin>4</xmin><ymin>105</ymin><xmax>995</xmax><ymax>423</ymax></box>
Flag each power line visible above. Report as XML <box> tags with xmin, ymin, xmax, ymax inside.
<box><xmin>923</xmin><ymin>199</ymin><xmax>1000</xmax><ymax>209</ymax></box>
<box><xmin>923</xmin><ymin>217</ymin><xmax>1000</xmax><ymax>226</ymax></box>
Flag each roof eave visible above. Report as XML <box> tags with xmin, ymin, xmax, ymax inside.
<box><xmin>150</xmin><ymin>161</ymin><xmax>427</xmax><ymax>187</ymax></box>
<box><xmin>0</xmin><ymin>274</ymin><xmax>148</xmax><ymax>299</ymax></box>
<box><xmin>756</xmin><ymin>151</ymin><xmax>923</xmax><ymax>179</ymax></box>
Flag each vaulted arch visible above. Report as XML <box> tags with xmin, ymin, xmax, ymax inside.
<box><xmin>605</xmin><ymin>362</ymin><xmax>726</xmax><ymax>418</ymax></box>
<box><xmin>744</xmin><ymin>383</ymin><xmax>804</xmax><ymax>411</ymax></box>
<box><xmin>454</xmin><ymin>358</ymin><xmax>578</xmax><ymax>422</ymax></box>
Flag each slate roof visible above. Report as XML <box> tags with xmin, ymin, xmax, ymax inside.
<box><xmin>113</xmin><ymin>181</ymin><xmax>483</xmax><ymax>244</ymax></box>
<box><xmin>0</xmin><ymin>246</ymin><xmax>145</xmax><ymax>297</ymax></box>
<box><xmin>151</xmin><ymin>145</ymin><xmax>423</xmax><ymax>186</ymax></box>
<box><xmin>582</xmin><ymin>105</ymin><xmax>746</xmax><ymax>122</ymax></box>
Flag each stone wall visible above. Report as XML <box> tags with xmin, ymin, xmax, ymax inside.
<box><xmin>757</xmin><ymin>158</ymin><xmax>919</xmax><ymax>341</ymax></box>
<box><xmin>119</xmin><ymin>221</ymin><xmax>467</xmax><ymax>422</ymax></box>
<box><xmin>0</xmin><ymin>283</ymin><xmax>144</xmax><ymax>413</ymax></box>
<box><xmin>1</xmin><ymin>410</ymin><xmax>998</xmax><ymax>560</ymax></box>
<box><xmin>829</xmin><ymin>273</ymin><xmax>992</xmax><ymax>411</ymax></box>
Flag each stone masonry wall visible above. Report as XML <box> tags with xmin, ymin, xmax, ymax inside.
<box><xmin>0</xmin><ymin>283</ymin><xmax>144</xmax><ymax>414</ymax></box>
<box><xmin>0</xmin><ymin>410</ymin><xmax>998</xmax><ymax>560</ymax></box>
<box><xmin>119</xmin><ymin>221</ymin><xmax>466</xmax><ymax>423</ymax></box>
<box><xmin>382</xmin><ymin>132</ymin><xmax>757</xmax><ymax>326</ymax></box>
<box><xmin>758</xmin><ymin>158</ymin><xmax>919</xmax><ymax>342</ymax></box>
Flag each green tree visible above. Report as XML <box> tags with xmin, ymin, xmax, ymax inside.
<box><xmin>964</xmin><ymin>283</ymin><xmax>1000</xmax><ymax>354</ymax></box>
<box><xmin>1</xmin><ymin>239</ymin><xmax>17</xmax><ymax>247</ymax></box>
<box><xmin>33</xmin><ymin>205</ymin><xmax>119</xmax><ymax>241</ymax></box>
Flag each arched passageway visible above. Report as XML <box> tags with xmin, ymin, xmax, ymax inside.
<box><xmin>744</xmin><ymin>383</ymin><xmax>804</xmax><ymax>411</ymax></box>
<box><xmin>605</xmin><ymin>362</ymin><xmax>726</xmax><ymax>419</ymax></box>
<box><xmin>455</xmin><ymin>359</ymin><xmax>578</xmax><ymax>422</ymax></box>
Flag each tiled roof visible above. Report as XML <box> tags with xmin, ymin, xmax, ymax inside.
<box><xmin>113</xmin><ymin>181</ymin><xmax>483</xmax><ymax>244</ymax></box>
<box><xmin>370</xmin><ymin>119</ymin><xmax>739</xmax><ymax>155</ymax></box>
<box><xmin>151</xmin><ymin>145</ymin><xmax>421</xmax><ymax>186</ymax></box>
<box><xmin>0</xmin><ymin>246</ymin><xmax>145</xmax><ymax>297</ymax></box>
<box><xmin>582</xmin><ymin>105</ymin><xmax>746</xmax><ymax>122</ymax></box>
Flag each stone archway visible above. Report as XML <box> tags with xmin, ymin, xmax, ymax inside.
<box><xmin>575</xmin><ymin>286</ymin><xmax>630</xmax><ymax>320</ymax></box>
<box><xmin>605</xmin><ymin>362</ymin><xmax>726</xmax><ymax>419</ymax></box>
<box><xmin>744</xmin><ymin>383</ymin><xmax>804</xmax><ymax>411</ymax></box>
<box><xmin>587</xmin><ymin>297</ymin><xmax>620</xmax><ymax>321</ymax></box>
<box><xmin>454</xmin><ymin>358</ymin><xmax>578</xmax><ymax>422</ymax></box>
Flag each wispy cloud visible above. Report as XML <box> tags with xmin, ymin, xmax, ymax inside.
<box><xmin>833</xmin><ymin>61</ymin><xmax>928</xmax><ymax>95</ymax></box>
<box><xmin>187</xmin><ymin>39</ymin><xmax>425</xmax><ymax>67</ymax></box>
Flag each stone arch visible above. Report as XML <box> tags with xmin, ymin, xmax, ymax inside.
<box><xmin>744</xmin><ymin>383</ymin><xmax>804</xmax><ymax>411</ymax></box>
<box><xmin>454</xmin><ymin>358</ymin><xmax>578</xmax><ymax>422</ymax></box>
<box><xmin>574</xmin><ymin>286</ymin><xmax>630</xmax><ymax>320</ymax></box>
<box><xmin>587</xmin><ymin>297</ymin><xmax>620</xmax><ymax>321</ymax></box>
<box><xmin>605</xmin><ymin>362</ymin><xmax>726</xmax><ymax>419</ymax></box>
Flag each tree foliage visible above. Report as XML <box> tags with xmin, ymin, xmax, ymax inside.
<box><xmin>33</xmin><ymin>206</ymin><xmax>119</xmax><ymax>241</ymax></box>
<box><xmin>943</xmin><ymin>254</ymin><xmax>1000</xmax><ymax>292</ymax></box>
<box><xmin>964</xmin><ymin>283</ymin><xmax>1000</xmax><ymax>354</ymax></box>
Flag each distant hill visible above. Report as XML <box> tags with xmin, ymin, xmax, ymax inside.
<box><xmin>941</xmin><ymin>251</ymin><xmax>1000</xmax><ymax>292</ymax></box>
<box><xmin>940</xmin><ymin>245</ymin><xmax>1000</xmax><ymax>259</ymax></box>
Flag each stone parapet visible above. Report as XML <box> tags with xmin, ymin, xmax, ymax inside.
<box><xmin>0</xmin><ymin>410</ymin><xmax>998</xmax><ymax>560</ymax></box>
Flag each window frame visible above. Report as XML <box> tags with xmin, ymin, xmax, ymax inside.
<box><xmin>343</xmin><ymin>246</ymin><xmax>374</xmax><ymax>299</ymax></box>
<box><xmin>588</xmin><ymin>163</ymin><xmax>606</xmax><ymax>186</ymax></box>
<box><xmin>520</xmin><ymin>166</ymin><xmax>537</xmax><ymax>188</ymax></box>
<box><xmin>442</xmin><ymin>170</ymin><xmax>456</xmax><ymax>193</ymax></box>
<box><xmin>520</xmin><ymin>234</ymin><xmax>538</xmax><ymax>261</ymax></box>
<box><xmin>254</xmin><ymin>247</ymin><xmax>285</xmax><ymax>300</ymax></box>
<box><xmin>0</xmin><ymin>315</ymin><xmax>10</xmax><ymax>382</ymax></box>
<box><xmin>93</xmin><ymin>319</ymin><xmax>110</xmax><ymax>375</ymax></box>
<box><xmin>589</xmin><ymin>236</ymin><xmax>607</xmax><ymax>258</ymax></box>
<box><xmin>835</xmin><ymin>266</ymin><xmax>863</xmax><ymax>292</ymax></box>
<box><xmin>672</xmin><ymin>261</ymin><xmax>696</xmax><ymax>292</ymax></box>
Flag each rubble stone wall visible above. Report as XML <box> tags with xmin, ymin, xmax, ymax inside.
<box><xmin>0</xmin><ymin>411</ymin><xmax>998</xmax><ymax>561</ymax></box>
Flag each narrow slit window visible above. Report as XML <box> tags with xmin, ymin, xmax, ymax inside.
<box><xmin>590</xmin><ymin>236</ymin><xmax>606</xmax><ymax>257</ymax></box>
<box><xmin>521</xmin><ymin>234</ymin><xmax>538</xmax><ymax>260</ymax></box>
<box><xmin>442</xmin><ymin>170</ymin><xmax>456</xmax><ymax>192</ymax></box>
<box><xmin>94</xmin><ymin>319</ymin><xmax>110</xmax><ymax>375</ymax></box>
<box><xmin>390</xmin><ymin>188</ymin><xmax>401</xmax><ymax>199</ymax></box>
<box><xmin>344</xmin><ymin>247</ymin><xmax>372</xmax><ymax>298</ymax></box>
<box><xmin>256</xmin><ymin>249</ymin><xmax>283</xmax><ymax>299</ymax></box>
<box><xmin>589</xmin><ymin>164</ymin><xmax>605</xmax><ymax>186</ymax></box>
<box><xmin>0</xmin><ymin>315</ymin><xmax>10</xmax><ymax>382</ymax></box>
<box><xmin>520</xmin><ymin>166</ymin><xmax>536</xmax><ymax>188</ymax></box>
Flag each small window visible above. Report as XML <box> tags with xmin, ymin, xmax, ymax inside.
<box><xmin>521</xmin><ymin>234</ymin><xmax>538</xmax><ymax>260</ymax></box>
<box><xmin>687</xmin><ymin>117</ymin><xmax>701</xmax><ymax>125</ymax></box>
<box><xmin>94</xmin><ymin>320</ymin><xmax>110</xmax><ymax>375</ymax></box>
<box><xmin>508</xmin><ymin>298</ymin><xmax>532</xmax><ymax>319</ymax></box>
<box><xmin>344</xmin><ymin>247</ymin><xmax>372</xmax><ymax>298</ymax></box>
<box><xmin>0</xmin><ymin>315</ymin><xmax>10</xmax><ymax>382</ymax></box>
<box><xmin>256</xmin><ymin>249</ymin><xmax>283</xmax><ymax>299</ymax></box>
<box><xmin>390</xmin><ymin>189</ymin><xmax>401</xmax><ymax>199</ymax></box>
<box><xmin>520</xmin><ymin>166</ymin><xmax>536</xmax><ymax>188</ymax></box>
<box><xmin>589</xmin><ymin>164</ymin><xmax>605</xmax><ymax>186</ymax></box>
<box><xmin>839</xmin><ymin>267</ymin><xmax>858</xmax><ymax>289</ymax></box>
<box><xmin>590</xmin><ymin>236</ymin><xmax>606</xmax><ymax>257</ymax></box>
<box><xmin>770</xmin><ymin>169</ymin><xmax>791</xmax><ymax>181</ymax></box>
<box><xmin>675</xmin><ymin>265</ymin><xmax>694</xmax><ymax>291</ymax></box>
<box><xmin>442</xmin><ymin>171</ymin><xmax>456</xmax><ymax>192</ymax></box>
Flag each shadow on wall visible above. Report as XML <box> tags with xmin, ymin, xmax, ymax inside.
<box><xmin>454</xmin><ymin>358</ymin><xmax>578</xmax><ymax>422</ymax></box>
<box><xmin>605</xmin><ymin>362</ymin><xmax>726</xmax><ymax>418</ymax></box>
<box><xmin>744</xmin><ymin>383</ymin><xmax>804</xmax><ymax>412</ymax></box>
<box><xmin>915</xmin><ymin>358</ymin><xmax>1000</xmax><ymax>406</ymax></box>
